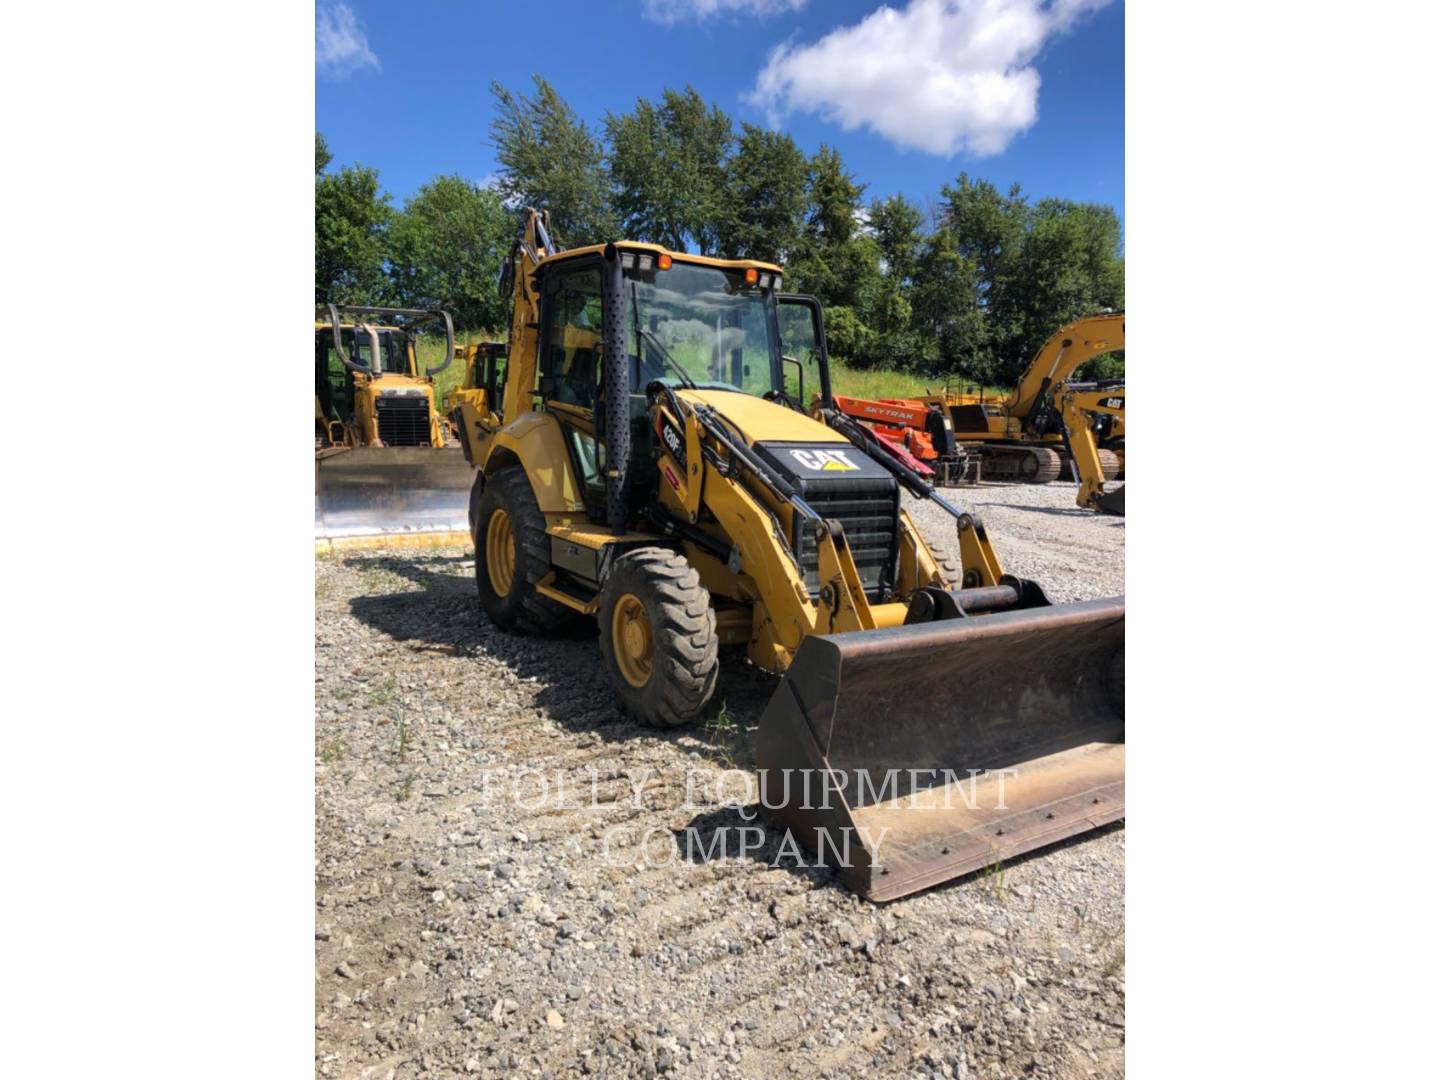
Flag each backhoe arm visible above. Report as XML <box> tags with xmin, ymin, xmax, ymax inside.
<box><xmin>500</xmin><ymin>208</ymin><xmax>556</xmax><ymax>426</ymax></box>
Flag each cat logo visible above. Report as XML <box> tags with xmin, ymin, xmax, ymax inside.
<box><xmin>1100</xmin><ymin>396</ymin><xmax>1125</xmax><ymax>410</ymax></box>
<box><xmin>789</xmin><ymin>448</ymin><xmax>861</xmax><ymax>472</ymax></box>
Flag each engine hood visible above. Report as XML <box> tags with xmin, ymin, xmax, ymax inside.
<box><xmin>677</xmin><ymin>389</ymin><xmax>848</xmax><ymax>447</ymax></box>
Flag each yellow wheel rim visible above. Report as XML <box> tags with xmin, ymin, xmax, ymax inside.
<box><xmin>611</xmin><ymin>593</ymin><xmax>653</xmax><ymax>689</ymax></box>
<box><xmin>485</xmin><ymin>509</ymin><xmax>516</xmax><ymax>597</ymax></box>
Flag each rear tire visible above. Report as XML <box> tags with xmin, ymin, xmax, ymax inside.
<box><xmin>467</xmin><ymin>472</ymin><xmax>485</xmax><ymax>542</ymax></box>
<box><xmin>474</xmin><ymin>467</ymin><xmax>571</xmax><ymax>634</ymax></box>
<box><xmin>598</xmin><ymin>548</ymin><xmax>718</xmax><ymax>728</ymax></box>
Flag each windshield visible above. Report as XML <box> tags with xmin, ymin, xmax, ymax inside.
<box><xmin>624</xmin><ymin>261</ymin><xmax>777</xmax><ymax>396</ymax></box>
<box><xmin>344</xmin><ymin>328</ymin><xmax>411</xmax><ymax>376</ymax></box>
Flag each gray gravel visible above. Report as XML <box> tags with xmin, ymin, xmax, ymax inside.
<box><xmin>315</xmin><ymin>479</ymin><xmax>1125</xmax><ymax>1080</ymax></box>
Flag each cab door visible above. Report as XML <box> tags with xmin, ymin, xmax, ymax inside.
<box><xmin>537</xmin><ymin>262</ymin><xmax>608</xmax><ymax>518</ymax></box>
<box><xmin>775</xmin><ymin>294</ymin><xmax>834</xmax><ymax>411</ymax></box>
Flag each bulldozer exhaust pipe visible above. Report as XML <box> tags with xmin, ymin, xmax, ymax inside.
<box><xmin>756</xmin><ymin>595</ymin><xmax>1124</xmax><ymax>901</ymax></box>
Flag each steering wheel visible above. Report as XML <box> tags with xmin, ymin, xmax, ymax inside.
<box><xmin>764</xmin><ymin>388</ymin><xmax>805</xmax><ymax>412</ymax></box>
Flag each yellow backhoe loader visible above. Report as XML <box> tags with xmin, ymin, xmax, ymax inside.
<box><xmin>452</xmin><ymin>210</ymin><xmax>1125</xmax><ymax>901</ymax></box>
<box><xmin>315</xmin><ymin>305</ymin><xmax>473</xmax><ymax>549</ymax></box>
<box><xmin>444</xmin><ymin>341</ymin><xmax>508</xmax><ymax>432</ymax></box>
<box><xmin>923</xmin><ymin>314</ymin><xmax>1125</xmax><ymax>500</ymax></box>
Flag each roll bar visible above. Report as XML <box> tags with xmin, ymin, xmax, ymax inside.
<box><xmin>324</xmin><ymin>304</ymin><xmax>456</xmax><ymax>378</ymax></box>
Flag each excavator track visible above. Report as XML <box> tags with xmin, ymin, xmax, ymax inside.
<box><xmin>969</xmin><ymin>444</ymin><xmax>1064</xmax><ymax>484</ymax></box>
<box><xmin>1056</xmin><ymin>447</ymin><xmax>1122</xmax><ymax>482</ymax></box>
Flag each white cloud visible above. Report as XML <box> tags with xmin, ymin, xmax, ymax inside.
<box><xmin>316</xmin><ymin>2</ymin><xmax>380</xmax><ymax>79</ymax></box>
<box><xmin>750</xmin><ymin>0</ymin><xmax>1111</xmax><ymax>157</ymax></box>
<box><xmin>642</xmin><ymin>0</ymin><xmax>807</xmax><ymax>24</ymax></box>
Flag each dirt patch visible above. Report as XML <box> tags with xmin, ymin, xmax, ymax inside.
<box><xmin>315</xmin><ymin>479</ymin><xmax>1125</xmax><ymax>1079</ymax></box>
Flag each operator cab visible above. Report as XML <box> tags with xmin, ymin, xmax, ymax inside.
<box><xmin>533</xmin><ymin>247</ymin><xmax>832</xmax><ymax>521</ymax></box>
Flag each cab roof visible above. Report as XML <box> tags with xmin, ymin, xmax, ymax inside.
<box><xmin>537</xmin><ymin>241</ymin><xmax>782</xmax><ymax>276</ymax></box>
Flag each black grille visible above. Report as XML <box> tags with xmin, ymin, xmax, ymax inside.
<box><xmin>376</xmin><ymin>395</ymin><xmax>431</xmax><ymax>447</ymax></box>
<box><xmin>795</xmin><ymin>487</ymin><xmax>900</xmax><ymax>599</ymax></box>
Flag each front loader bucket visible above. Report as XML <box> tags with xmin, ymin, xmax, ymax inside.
<box><xmin>756</xmin><ymin>596</ymin><xmax>1124</xmax><ymax>901</ymax></box>
<box><xmin>315</xmin><ymin>446</ymin><xmax>474</xmax><ymax>552</ymax></box>
<box><xmin>1096</xmin><ymin>484</ymin><xmax>1125</xmax><ymax>516</ymax></box>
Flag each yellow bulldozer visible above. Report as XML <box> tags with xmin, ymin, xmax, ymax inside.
<box><xmin>451</xmin><ymin>209</ymin><xmax>1125</xmax><ymax>900</ymax></box>
<box><xmin>314</xmin><ymin>304</ymin><xmax>474</xmax><ymax>548</ymax></box>
<box><xmin>923</xmin><ymin>313</ymin><xmax>1125</xmax><ymax>513</ymax></box>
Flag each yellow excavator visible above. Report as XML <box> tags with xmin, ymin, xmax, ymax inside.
<box><xmin>315</xmin><ymin>305</ymin><xmax>473</xmax><ymax>548</ymax></box>
<box><xmin>923</xmin><ymin>314</ymin><xmax>1125</xmax><ymax>507</ymax></box>
<box><xmin>1056</xmin><ymin>381</ymin><xmax>1125</xmax><ymax>514</ymax></box>
<box><xmin>451</xmin><ymin>209</ymin><xmax>1124</xmax><ymax>901</ymax></box>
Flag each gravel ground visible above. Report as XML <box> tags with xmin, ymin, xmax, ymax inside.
<box><xmin>315</xmin><ymin>479</ymin><xmax>1125</xmax><ymax>1080</ymax></box>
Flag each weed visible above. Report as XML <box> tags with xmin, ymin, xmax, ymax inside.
<box><xmin>361</xmin><ymin>565</ymin><xmax>404</xmax><ymax>594</ymax></box>
<box><xmin>397</xmin><ymin>771</ymin><xmax>416</xmax><ymax>801</ymax></box>
<box><xmin>369</xmin><ymin>676</ymin><xmax>399</xmax><ymax>707</ymax></box>
<box><xmin>319</xmin><ymin>738</ymin><xmax>348</xmax><ymax>763</ymax></box>
<box><xmin>981</xmin><ymin>855</ymin><xmax>1008</xmax><ymax>899</ymax></box>
<box><xmin>394</xmin><ymin>712</ymin><xmax>409</xmax><ymax>762</ymax></box>
<box><xmin>702</xmin><ymin>700</ymin><xmax>739</xmax><ymax>766</ymax></box>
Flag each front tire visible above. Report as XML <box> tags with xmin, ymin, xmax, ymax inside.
<box><xmin>474</xmin><ymin>467</ymin><xmax>570</xmax><ymax>634</ymax></box>
<box><xmin>598</xmin><ymin>548</ymin><xmax>718</xmax><ymax>728</ymax></box>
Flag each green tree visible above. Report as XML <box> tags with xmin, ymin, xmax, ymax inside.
<box><xmin>315</xmin><ymin>161</ymin><xmax>391</xmax><ymax>305</ymax></box>
<box><xmin>315</xmin><ymin>133</ymin><xmax>332</xmax><ymax>175</ymax></box>
<box><xmin>790</xmin><ymin>145</ymin><xmax>880</xmax><ymax>311</ymax></box>
<box><xmin>910</xmin><ymin>229</ymin><xmax>993</xmax><ymax>381</ymax></box>
<box><xmin>489</xmin><ymin>77</ymin><xmax>615</xmax><ymax>245</ymax></box>
<box><xmin>386</xmin><ymin>176</ymin><xmax>513</xmax><ymax>331</ymax></box>
<box><xmin>715</xmin><ymin>123</ymin><xmax>808</xmax><ymax>264</ymax></box>
<box><xmin>868</xmin><ymin>195</ymin><xmax>924</xmax><ymax>286</ymax></box>
<box><xmin>606</xmin><ymin>87</ymin><xmax>733</xmax><ymax>254</ymax></box>
<box><xmin>931</xmin><ymin>173</ymin><xmax>1125</xmax><ymax>385</ymax></box>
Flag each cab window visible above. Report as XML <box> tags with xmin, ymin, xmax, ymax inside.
<box><xmin>776</xmin><ymin>297</ymin><xmax>830</xmax><ymax>408</ymax></box>
<box><xmin>541</xmin><ymin>268</ymin><xmax>603</xmax><ymax>409</ymax></box>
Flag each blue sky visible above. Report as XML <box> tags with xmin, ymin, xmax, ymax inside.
<box><xmin>316</xmin><ymin>0</ymin><xmax>1123</xmax><ymax>227</ymax></box>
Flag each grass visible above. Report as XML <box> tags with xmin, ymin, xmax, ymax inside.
<box><xmin>416</xmin><ymin>333</ymin><xmax>496</xmax><ymax>408</ymax></box>
<box><xmin>394</xmin><ymin>714</ymin><xmax>409</xmax><ymax>762</ymax></box>
<box><xmin>981</xmin><ymin>854</ymin><xmax>1009</xmax><ymax>899</ymax></box>
<box><xmin>361</xmin><ymin>564</ymin><xmax>407</xmax><ymax>594</ymax></box>
<box><xmin>368</xmin><ymin>676</ymin><xmax>400</xmax><ymax>708</ymax></box>
<box><xmin>828</xmin><ymin>358</ymin><xmax>1007</xmax><ymax>402</ymax></box>
<box><xmin>318</xmin><ymin>737</ymin><xmax>348</xmax><ymax>763</ymax></box>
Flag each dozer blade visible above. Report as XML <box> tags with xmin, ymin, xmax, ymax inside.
<box><xmin>756</xmin><ymin>596</ymin><xmax>1124</xmax><ymax>901</ymax></box>
<box><xmin>1096</xmin><ymin>484</ymin><xmax>1125</xmax><ymax>516</ymax></box>
<box><xmin>315</xmin><ymin>446</ymin><xmax>474</xmax><ymax>552</ymax></box>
